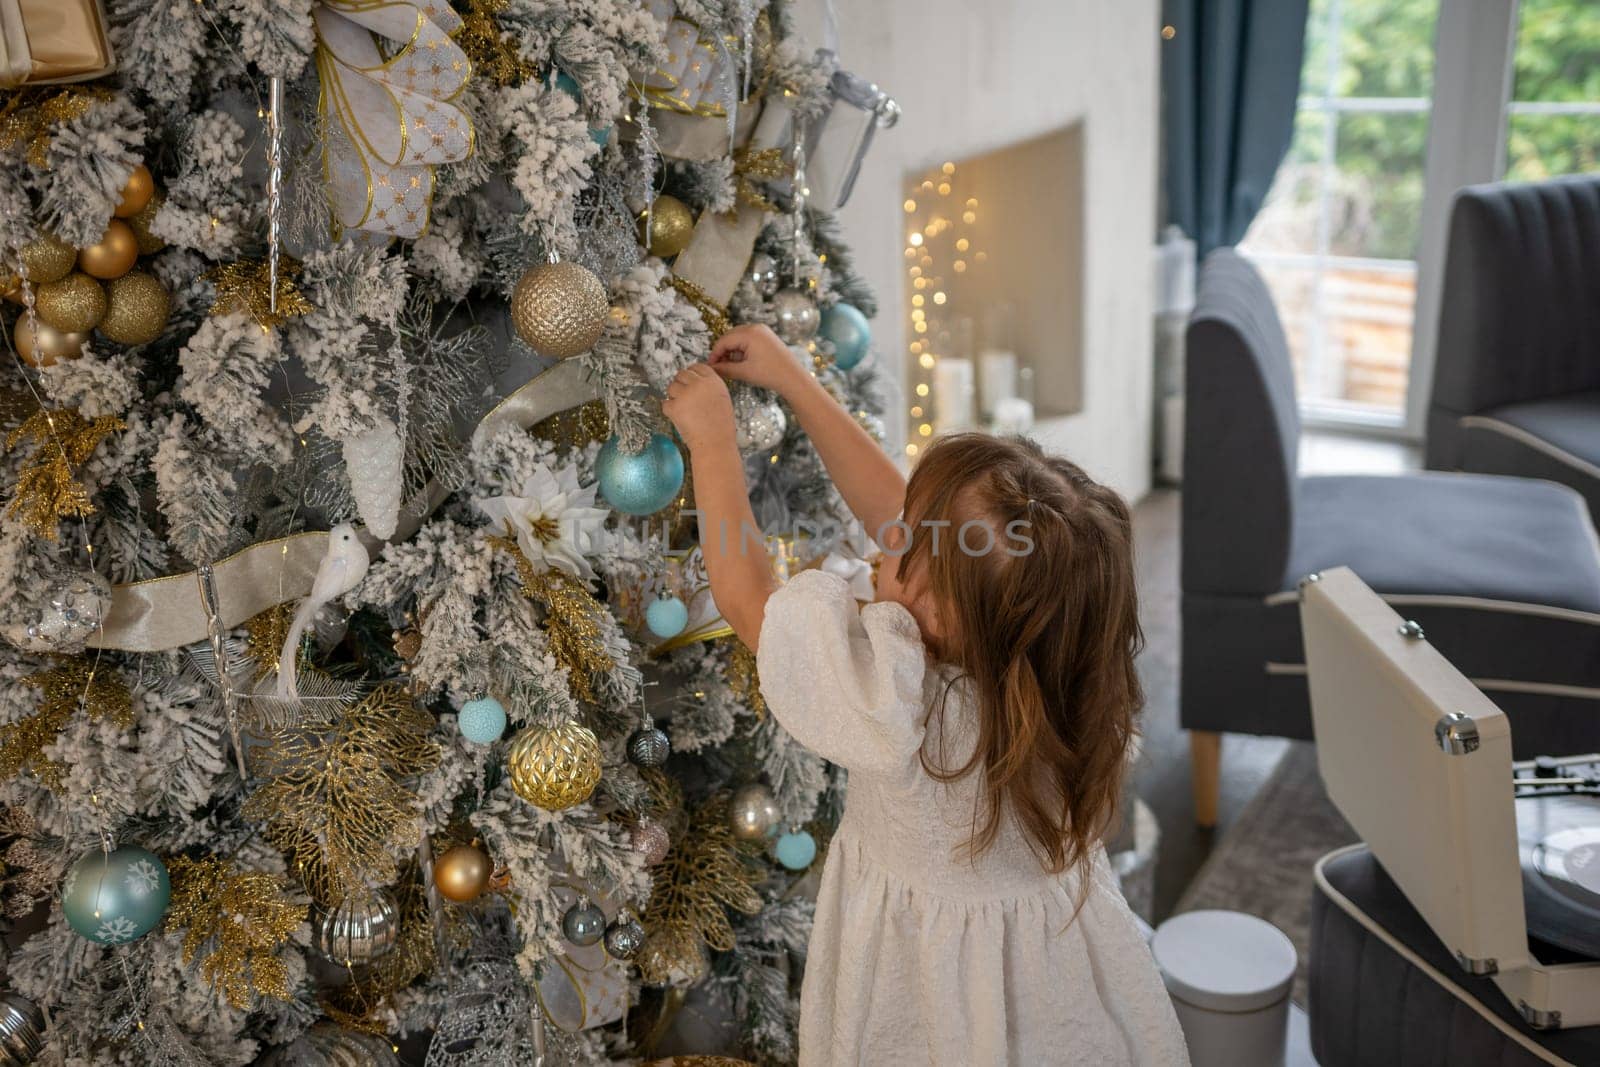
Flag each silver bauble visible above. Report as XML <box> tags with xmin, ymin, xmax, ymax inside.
<box><xmin>626</xmin><ymin>723</ymin><xmax>671</xmax><ymax>768</ymax></box>
<box><xmin>728</xmin><ymin>782</ymin><xmax>781</xmax><ymax>841</ymax></box>
<box><xmin>733</xmin><ymin>388</ymin><xmax>788</xmax><ymax>453</ymax></box>
<box><xmin>314</xmin><ymin>887</ymin><xmax>400</xmax><ymax>965</ymax></box>
<box><xmin>771</xmin><ymin>287</ymin><xmax>819</xmax><ymax>343</ymax></box>
<box><xmin>260</xmin><ymin>1022</ymin><xmax>401</xmax><ymax>1067</ymax></box>
<box><xmin>2</xmin><ymin>570</ymin><xmax>112</xmax><ymax>653</ymax></box>
<box><xmin>603</xmin><ymin>913</ymin><xmax>646</xmax><ymax>960</ymax></box>
<box><xmin>561</xmin><ymin>899</ymin><xmax>606</xmax><ymax>946</ymax></box>
<box><xmin>630</xmin><ymin>817</ymin><xmax>671</xmax><ymax>865</ymax></box>
<box><xmin>0</xmin><ymin>992</ymin><xmax>44</xmax><ymax>1066</ymax></box>
<box><xmin>747</xmin><ymin>252</ymin><xmax>780</xmax><ymax>297</ymax></box>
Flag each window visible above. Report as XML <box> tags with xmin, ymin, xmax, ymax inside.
<box><xmin>1504</xmin><ymin>0</ymin><xmax>1600</xmax><ymax>182</ymax></box>
<box><xmin>1240</xmin><ymin>0</ymin><xmax>1441</xmax><ymax>424</ymax></box>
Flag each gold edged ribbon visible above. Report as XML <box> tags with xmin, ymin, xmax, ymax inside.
<box><xmin>313</xmin><ymin>0</ymin><xmax>474</xmax><ymax>239</ymax></box>
<box><xmin>633</xmin><ymin>0</ymin><xmax>739</xmax><ymax>119</ymax></box>
<box><xmin>82</xmin><ymin>360</ymin><xmax>598</xmax><ymax>653</ymax></box>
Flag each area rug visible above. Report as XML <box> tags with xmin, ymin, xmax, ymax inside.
<box><xmin>1174</xmin><ymin>742</ymin><xmax>1359</xmax><ymax>1005</ymax></box>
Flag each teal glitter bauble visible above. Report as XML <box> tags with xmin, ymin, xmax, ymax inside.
<box><xmin>775</xmin><ymin>830</ymin><xmax>818</xmax><ymax>871</ymax></box>
<box><xmin>645</xmin><ymin>594</ymin><xmax>689</xmax><ymax>639</ymax></box>
<box><xmin>458</xmin><ymin>695</ymin><xmax>508</xmax><ymax>745</ymax></box>
<box><xmin>820</xmin><ymin>302</ymin><xmax>871</xmax><ymax>370</ymax></box>
<box><xmin>61</xmin><ymin>845</ymin><xmax>170</xmax><ymax>944</ymax></box>
<box><xmin>596</xmin><ymin>433</ymin><xmax>684</xmax><ymax>516</ymax></box>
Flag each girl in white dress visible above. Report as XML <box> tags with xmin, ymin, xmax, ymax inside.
<box><xmin>664</xmin><ymin>325</ymin><xmax>1188</xmax><ymax>1067</ymax></box>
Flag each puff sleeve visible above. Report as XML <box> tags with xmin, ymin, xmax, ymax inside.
<box><xmin>755</xmin><ymin>569</ymin><xmax>929</xmax><ymax>775</ymax></box>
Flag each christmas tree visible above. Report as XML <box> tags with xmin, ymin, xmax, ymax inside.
<box><xmin>0</xmin><ymin>0</ymin><xmax>895</xmax><ymax>1062</ymax></box>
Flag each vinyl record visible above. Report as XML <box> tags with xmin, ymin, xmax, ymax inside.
<box><xmin>1516</xmin><ymin>792</ymin><xmax>1600</xmax><ymax>960</ymax></box>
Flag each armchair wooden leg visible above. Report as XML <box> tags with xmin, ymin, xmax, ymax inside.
<box><xmin>1190</xmin><ymin>731</ymin><xmax>1221</xmax><ymax>829</ymax></box>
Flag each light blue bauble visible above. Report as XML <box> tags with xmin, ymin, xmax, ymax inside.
<box><xmin>596</xmin><ymin>433</ymin><xmax>684</xmax><ymax>516</ymax></box>
<box><xmin>820</xmin><ymin>302</ymin><xmax>872</xmax><ymax>370</ymax></box>
<box><xmin>774</xmin><ymin>830</ymin><xmax>817</xmax><ymax>871</ymax></box>
<box><xmin>590</xmin><ymin>125</ymin><xmax>613</xmax><ymax>147</ymax></box>
<box><xmin>62</xmin><ymin>845</ymin><xmax>170</xmax><ymax>945</ymax></box>
<box><xmin>646</xmin><ymin>595</ymin><xmax>689</xmax><ymax>639</ymax></box>
<box><xmin>551</xmin><ymin>71</ymin><xmax>581</xmax><ymax>99</ymax></box>
<box><xmin>458</xmin><ymin>696</ymin><xmax>508</xmax><ymax>745</ymax></box>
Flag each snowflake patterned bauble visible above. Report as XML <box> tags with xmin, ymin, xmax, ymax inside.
<box><xmin>61</xmin><ymin>845</ymin><xmax>171</xmax><ymax>945</ymax></box>
<box><xmin>457</xmin><ymin>695</ymin><xmax>508</xmax><ymax>745</ymax></box>
<box><xmin>1</xmin><ymin>569</ymin><xmax>113</xmax><ymax>654</ymax></box>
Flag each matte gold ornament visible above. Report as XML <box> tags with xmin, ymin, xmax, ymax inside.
<box><xmin>114</xmin><ymin>163</ymin><xmax>155</xmax><ymax>218</ymax></box>
<box><xmin>126</xmin><ymin>193</ymin><xmax>166</xmax><ymax>254</ymax></box>
<box><xmin>33</xmin><ymin>272</ymin><xmax>105</xmax><ymax>333</ymax></box>
<box><xmin>510</xmin><ymin>261</ymin><xmax>608</xmax><ymax>358</ymax></box>
<box><xmin>432</xmin><ymin>843</ymin><xmax>492</xmax><ymax>902</ymax></box>
<box><xmin>12</xmin><ymin>317</ymin><xmax>87</xmax><ymax>367</ymax></box>
<box><xmin>16</xmin><ymin>233</ymin><xmax>76</xmax><ymax>284</ymax></box>
<box><xmin>77</xmin><ymin>219</ymin><xmax>138</xmax><ymax>280</ymax></box>
<box><xmin>98</xmin><ymin>271</ymin><xmax>170</xmax><ymax>345</ymax></box>
<box><xmin>507</xmin><ymin>720</ymin><xmax>602</xmax><ymax>810</ymax></box>
<box><xmin>639</xmin><ymin>195</ymin><xmax>695</xmax><ymax>258</ymax></box>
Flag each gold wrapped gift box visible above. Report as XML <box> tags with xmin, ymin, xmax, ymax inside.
<box><xmin>0</xmin><ymin>0</ymin><xmax>115</xmax><ymax>88</ymax></box>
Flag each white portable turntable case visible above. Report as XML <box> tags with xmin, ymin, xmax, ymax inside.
<box><xmin>1301</xmin><ymin>566</ymin><xmax>1600</xmax><ymax>1029</ymax></box>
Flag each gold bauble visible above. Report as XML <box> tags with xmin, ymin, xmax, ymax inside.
<box><xmin>113</xmin><ymin>163</ymin><xmax>155</xmax><ymax>218</ymax></box>
<box><xmin>127</xmin><ymin>193</ymin><xmax>166</xmax><ymax>254</ymax></box>
<box><xmin>98</xmin><ymin>271</ymin><xmax>170</xmax><ymax>345</ymax></box>
<box><xmin>77</xmin><ymin>220</ymin><xmax>139</xmax><ymax>280</ymax></box>
<box><xmin>639</xmin><ymin>195</ymin><xmax>696</xmax><ymax>258</ymax></box>
<box><xmin>33</xmin><ymin>272</ymin><xmax>106</xmax><ymax>333</ymax></box>
<box><xmin>507</xmin><ymin>720</ymin><xmax>602</xmax><ymax>810</ymax></box>
<box><xmin>510</xmin><ymin>261</ymin><xmax>608</xmax><ymax>359</ymax></box>
<box><xmin>432</xmin><ymin>844</ymin><xmax>493</xmax><ymax>902</ymax></box>
<box><xmin>11</xmin><ymin>317</ymin><xmax>88</xmax><ymax>367</ymax></box>
<box><xmin>17</xmin><ymin>233</ymin><xmax>77</xmax><ymax>285</ymax></box>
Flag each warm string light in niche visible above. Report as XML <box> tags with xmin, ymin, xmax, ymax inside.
<box><xmin>902</xmin><ymin>161</ymin><xmax>984</xmax><ymax>457</ymax></box>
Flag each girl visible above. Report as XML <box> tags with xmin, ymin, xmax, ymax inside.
<box><xmin>662</xmin><ymin>325</ymin><xmax>1188</xmax><ymax>1066</ymax></box>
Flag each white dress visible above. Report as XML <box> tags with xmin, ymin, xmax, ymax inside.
<box><xmin>758</xmin><ymin>570</ymin><xmax>1190</xmax><ymax>1067</ymax></box>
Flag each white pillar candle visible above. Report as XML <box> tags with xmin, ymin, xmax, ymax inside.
<box><xmin>978</xmin><ymin>349</ymin><xmax>1018</xmax><ymax>419</ymax></box>
<box><xmin>934</xmin><ymin>357</ymin><xmax>976</xmax><ymax>433</ymax></box>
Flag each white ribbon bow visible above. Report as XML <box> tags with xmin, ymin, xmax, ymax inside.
<box><xmin>313</xmin><ymin>0</ymin><xmax>474</xmax><ymax>239</ymax></box>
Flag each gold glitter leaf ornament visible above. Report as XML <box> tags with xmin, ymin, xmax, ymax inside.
<box><xmin>0</xmin><ymin>656</ymin><xmax>134</xmax><ymax>789</ymax></box>
<box><xmin>455</xmin><ymin>0</ymin><xmax>538</xmax><ymax>87</ymax></box>
<box><xmin>489</xmin><ymin>536</ymin><xmax>614</xmax><ymax>701</ymax></box>
<box><xmin>165</xmin><ymin>856</ymin><xmax>305</xmax><ymax>1010</ymax></box>
<box><xmin>242</xmin><ymin>686</ymin><xmax>440</xmax><ymax>905</ymax></box>
<box><xmin>4</xmin><ymin>407</ymin><xmax>125</xmax><ymax>539</ymax></box>
<box><xmin>506</xmin><ymin>720</ymin><xmax>602</xmax><ymax>810</ymax></box>
<box><xmin>637</xmin><ymin>794</ymin><xmax>763</xmax><ymax>986</ymax></box>
<box><xmin>0</xmin><ymin>87</ymin><xmax>112</xmax><ymax>168</ymax></box>
<box><xmin>204</xmin><ymin>257</ymin><xmax>313</xmax><ymax>330</ymax></box>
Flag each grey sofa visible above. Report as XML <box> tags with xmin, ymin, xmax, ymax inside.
<box><xmin>1181</xmin><ymin>249</ymin><xmax>1600</xmax><ymax>825</ymax></box>
<box><xmin>1425</xmin><ymin>175</ymin><xmax>1600</xmax><ymax>523</ymax></box>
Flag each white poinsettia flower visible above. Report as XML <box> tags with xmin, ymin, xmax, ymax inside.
<box><xmin>475</xmin><ymin>463</ymin><xmax>610</xmax><ymax>581</ymax></box>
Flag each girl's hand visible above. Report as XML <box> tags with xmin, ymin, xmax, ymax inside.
<box><xmin>710</xmin><ymin>324</ymin><xmax>807</xmax><ymax>396</ymax></box>
<box><xmin>663</xmin><ymin>363</ymin><xmax>737</xmax><ymax>453</ymax></box>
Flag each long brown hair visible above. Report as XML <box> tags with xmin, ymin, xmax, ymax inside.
<box><xmin>897</xmin><ymin>434</ymin><xmax>1143</xmax><ymax>876</ymax></box>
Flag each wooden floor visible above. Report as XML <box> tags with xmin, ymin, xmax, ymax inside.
<box><xmin>1130</xmin><ymin>430</ymin><xmax>1418</xmax><ymax>920</ymax></box>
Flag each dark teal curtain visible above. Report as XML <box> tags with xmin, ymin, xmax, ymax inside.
<box><xmin>1163</xmin><ymin>0</ymin><xmax>1311</xmax><ymax>256</ymax></box>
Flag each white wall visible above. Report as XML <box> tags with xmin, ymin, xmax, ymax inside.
<box><xmin>801</xmin><ymin>0</ymin><xmax>1162</xmax><ymax>500</ymax></box>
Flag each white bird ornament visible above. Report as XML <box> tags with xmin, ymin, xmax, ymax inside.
<box><xmin>276</xmin><ymin>523</ymin><xmax>370</xmax><ymax>702</ymax></box>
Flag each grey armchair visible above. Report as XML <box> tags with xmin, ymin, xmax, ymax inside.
<box><xmin>1425</xmin><ymin>175</ymin><xmax>1600</xmax><ymax>521</ymax></box>
<box><xmin>1181</xmin><ymin>249</ymin><xmax>1600</xmax><ymax>826</ymax></box>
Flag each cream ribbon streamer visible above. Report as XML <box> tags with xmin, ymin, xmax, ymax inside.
<box><xmin>314</xmin><ymin>0</ymin><xmax>474</xmax><ymax>239</ymax></box>
<box><xmin>83</xmin><ymin>360</ymin><xmax>599</xmax><ymax>653</ymax></box>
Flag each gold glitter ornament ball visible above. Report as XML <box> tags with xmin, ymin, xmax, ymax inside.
<box><xmin>17</xmin><ymin>233</ymin><xmax>77</xmax><ymax>284</ymax></box>
<box><xmin>34</xmin><ymin>272</ymin><xmax>106</xmax><ymax>333</ymax></box>
<box><xmin>114</xmin><ymin>163</ymin><xmax>155</xmax><ymax>218</ymax></box>
<box><xmin>127</xmin><ymin>193</ymin><xmax>166</xmax><ymax>254</ymax></box>
<box><xmin>98</xmin><ymin>271</ymin><xmax>170</xmax><ymax>345</ymax></box>
<box><xmin>639</xmin><ymin>195</ymin><xmax>695</xmax><ymax>258</ymax></box>
<box><xmin>432</xmin><ymin>844</ymin><xmax>493</xmax><ymax>902</ymax></box>
<box><xmin>511</xmin><ymin>261</ymin><xmax>608</xmax><ymax>358</ymax></box>
<box><xmin>77</xmin><ymin>219</ymin><xmax>139</xmax><ymax>280</ymax></box>
<box><xmin>507</xmin><ymin>720</ymin><xmax>603</xmax><ymax>810</ymax></box>
<box><xmin>12</xmin><ymin>317</ymin><xmax>88</xmax><ymax>367</ymax></box>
